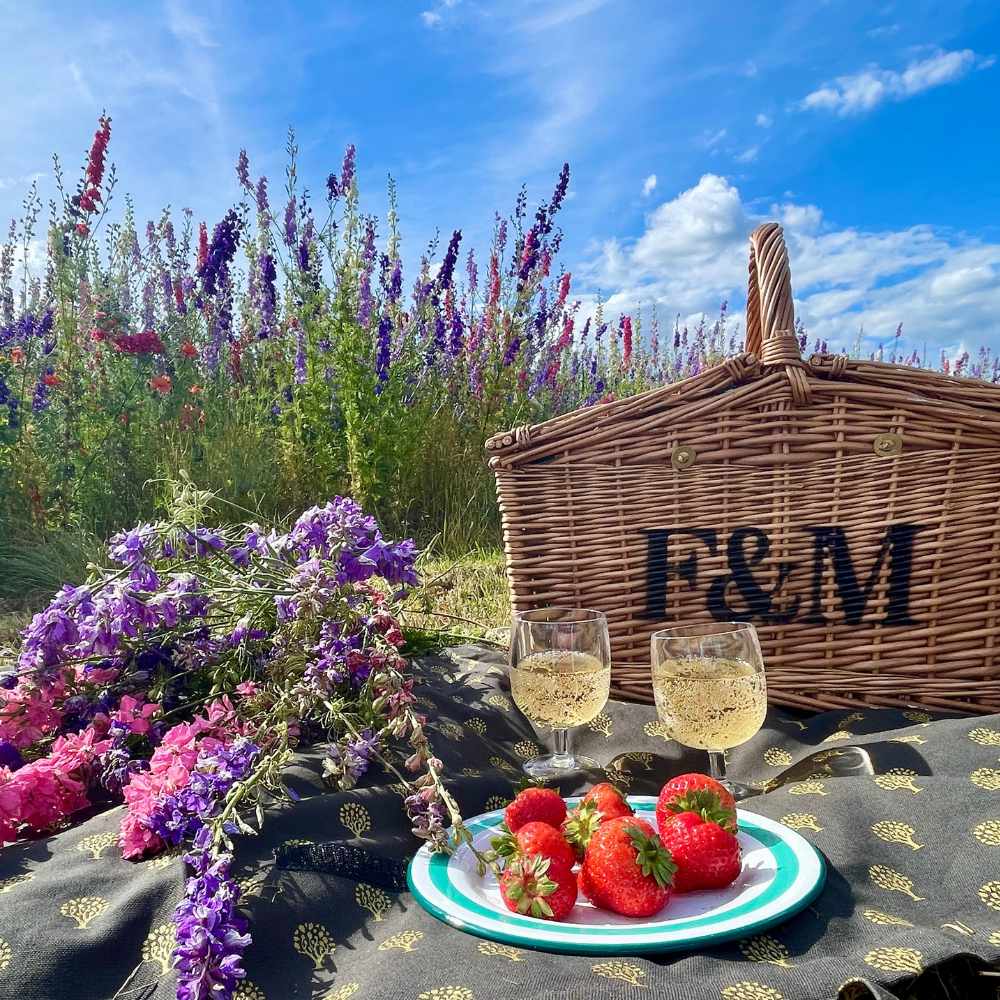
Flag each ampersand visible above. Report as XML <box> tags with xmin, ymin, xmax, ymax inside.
<box><xmin>707</xmin><ymin>527</ymin><xmax>800</xmax><ymax>622</ymax></box>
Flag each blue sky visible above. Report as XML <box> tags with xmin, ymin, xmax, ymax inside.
<box><xmin>0</xmin><ymin>0</ymin><xmax>997</xmax><ymax>357</ymax></box>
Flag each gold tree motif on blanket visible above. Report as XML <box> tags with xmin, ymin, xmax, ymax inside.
<box><xmin>864</xmin><ymin>947</ymin><xmax>923</xmax><ymax>974</ymax></box>
<box><xmin>465</xmin><ymin>719</ymin><xmax>487</xmax><ymax>736</ymax></box>
<box><xmin>970</xmin><ymin>768</ymin><xmax>1000</xmax><ymax>791</ymax></box>
<box><xmin>485</xmin><ymin>795</ymin><xmax>510</xmax><ymax>811</ymax></box>
<box><xmin>416</xmin><ymin>988</ymin><xmax>474</xmax><ymax>1000</ymax></box>
<box><xmin>869</xmin><ymin>865</ymin><xmax>924</xmax><ymax>901</ymax></box>
<box><xmin>76</xmin><ymin>831</ymin><xmax>117</xmax><ymax>860</ymax></box>
<box><xmin>789</xmin><ymin>780</ymin><xmax>826</xmax><ymax>796</ymax></box>
<box><xmin>477</xmin><ymin>941</ymin><xmax>524</xmax><ymax>961</ymax></box>
<box><xmin>141</xmin><ymin>922</ymin><xmax>176</xmax><ymax>974</ymax></box>
<box><xmin>322</xmin><ymin>984</ymin><xmax>360</xmax><ymax>1000</ymax></box>
<box><xmin>873</xmin><ymin>769</ymin><xmax>922</xmax><ymax>794</ymax></box>
<box><xmin>871</xmin><ymin>821</ymin><xmax>923</xmax><ymax>851</ymax></box>
<box><xmin>292</xmin><ymin>922</ymin><xmax>336</xmax><ymax>969</ymax></box>
<box><xmin>862</xmin><ymin>909</ymin><xmax>912</xmax><ymax>927</ymax></box>
<box><xmin>340</xmin><ymin>802</ymin><xmax>371</xmax><ymax>839</ymax></box>
<box><xmin>512</xmin><ymin>740</ymin><xmax>541</xmax><ymax>759</ymax></box>
<box><xmin>356</xmin><ymin>882</ymin><xmax>392</xmax><ymax>921</ymax></box>
<box><xmin>0</xmin><ymin>873</ymin><xmax>33</xmax><ymax>893</ymax></box>
<box><xmin>60</xmin><ymin>896</ymin><xmax>109</xmax><ymax>930</ymax></box>
<box><xmin>0</xmin><ymin>938</ymin><xmax>11</xmax><ymax>972</ymax></box>
<box><xmin>592</xmin><ymin>961</ymin><xmax>646</xmax><ymax>987</ymax></box>
<box><xmin>378</xmin><ymin>930</ymin><xmax>424</xmax><ymax>952</ymax></box>
<box><xmin>780</xmin><ymin>813</ymin><xmax>822</xmax><ymax>832</ymax></box>
<box><xmin>972</xmin><ymin>820</ymin><xmax>1000</xmax><ymax>846</ymax></box>
<box><xmin>642</xmin><ymin>720</ymin><xmax>670</xmax><ymax>740</ymax></box>
<box><xmin>763</xmin><ymin>748</ymin><xmax>792</xmax><ymax>767</ymax></box>
<box><xmin>967</xmin><ymin>727</ymin><xmax>1000</xmax><ymax>747</ymax></box>
<box><xmin>436</xmin><ymin>721</ymin><xmax>465</xmax><ymax>741</ymax></box>
<box><xmin>739</xmin><ymin>935</ymin><xmax>794</xmax><ymax>967</ymax></box>
<box><xmin>233</xmin><ymin>983</ymin><xmax>268</xmax><ymax>1000</ymax></box>
<box><xmin>978</xmin><ymin>881</ymin><xmax>1000</xmax><ymax>911</ymax></box>
<box><xmin>588</xmin><ymin>713</ymin><xmax>613</xmax><ymax>738</ymax></box>
<box><xmin>720</xmin><ymin>983</ymin><xmax>785</xmax><ymax>1000</ymax></box>
<box><xmin>485</xmin><ymin>693</ymin><xmax>511</xmax><ymax>711</ymax></box>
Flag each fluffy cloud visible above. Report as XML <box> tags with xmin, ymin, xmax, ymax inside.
<box><xmin>755</xmin><ymin>113</ymin><xmax>773</xmax><ymax>128</ymax></box>
<box><xmin>801</xmin><ymin>49</ymin><xmax>994</xmax><ymax>116</ymax></box>
<box><xmin>581</xmin><ymin>173</ymin><xmax>1000</xmax><ymax>356</ymax></box>
<box><xmin>641</xmin><ymin>174</ymin><xmax>657</xmax><ymax>197</ymax></box>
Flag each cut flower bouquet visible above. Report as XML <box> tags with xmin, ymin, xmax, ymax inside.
<box><xmin>0</xmin><ymin>479</ymin><xmax>471</xmax><ymax>1000</ymax></box>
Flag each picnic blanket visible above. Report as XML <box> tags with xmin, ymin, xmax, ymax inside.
<box><xmin>0</xmin><ymin>644</ymin><xmax>998</xmax><ymax>1000</ymax></box>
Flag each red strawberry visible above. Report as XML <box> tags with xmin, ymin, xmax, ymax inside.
<box><xmin>563</xmin><ymin>783</ymin><xmax>634</xmax><ymax>857</ymax></box>
<box><xmin>499</xmin><ymin>854</ymin><xmax>578</xmax><ymax>921</ymax></box>
<box><xmin>581</xmin><ymin>816</ymin><xmax>676</xmax><ymax>917</ymax></box>
<box><xmin>656</xmin><ymin>774</ymin><xmax>737</xmax><ymax>836</ymax></box>
<box><xmin>504</xmin><ymin>787</ymin><xmax>567</xmax><ymax>833</ymax></box>
<box><xmin>491</xmin><ymin>820</ymin><xmax>576</xmax><ymax>870</ymax></box>
<box><xmin>515</xmin><ymin>821</ymin><xmax>576</xmax><ymax>870</ymax></box>
<box><xmin>657</xmin><ymin>810</ymin><xmax>741</xmax><ymax>892</ymax></box>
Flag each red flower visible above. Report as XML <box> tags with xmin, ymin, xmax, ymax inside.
<box><xmin>75</xmin><ymin>223</ymin><xmax>89</xmax><ymax>237</ymax></box>
<box><xmin>90</xmin><ymin>328</ymin><xmax>107</xmax><ymax>342</ymax></box>
<box><xmin>197</xmin><ymin>222</ymin><xmax>209</xmax><ymax>271</ymax></box>
<box><xmin>188</xmin><ymin>384</ymin><xmax>203</xmax><ymax>395</ymax></box>
<box><xmin>10</xmin><ymin>347</ymin><xmax>25</xmax><ymax>364</ymax></box>
<box><xmin>149</xmin><ymin>374</ymin><xmax>172</xmax><ymax>395</ymax></box>
<box><xmin>113</xmin><ymin>331</ymin><xmax>165</xmax><ymax>355</ymax></box>
<box><xmin>86</xmin><ymin>116</ymin><xmax>111</xmax><ymax>190</ymax></box>
<box><xmin>42</xmin><ymin>372</ymin><xmax>61</xmax><ymax>387</ymax></box>
<box><xmin>180</xmin><ymin>340</ymin><xmax>198</xmax><ymax>359</ymax></box>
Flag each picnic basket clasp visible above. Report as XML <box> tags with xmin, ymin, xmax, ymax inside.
<box><xmin>744</xmin><ymin>222</ymin><xmax>812</xmax><ymax>404</ymax></box>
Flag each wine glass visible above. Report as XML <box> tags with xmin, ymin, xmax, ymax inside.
<box><xmin>509</xmin><ymin>607</ymin><xmax>611</xmax><ymax>778</ymax></box>
<box><xmin>650</xmin><ymin>621</ymin><xmax>766</xmax><ymax>800</ymax></box>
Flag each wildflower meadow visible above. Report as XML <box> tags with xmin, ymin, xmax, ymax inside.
<box><xmin>1</xmin><ymin>117</ymin><xmax>994</xmax><ymax>601</ymax></box>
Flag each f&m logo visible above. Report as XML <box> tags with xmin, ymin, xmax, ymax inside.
<box><xmin>641</xmin><ymin>525</ymin><xmax>925</xmax><ymax>626</ymax></box>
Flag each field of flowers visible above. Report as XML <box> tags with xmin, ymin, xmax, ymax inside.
<box><xmin>1</xmin><ymin>117</ymin><xmax>995</xmax><ymax>601</ymax></box>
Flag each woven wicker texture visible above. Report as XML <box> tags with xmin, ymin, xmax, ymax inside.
<box><xmin>487</xmin><ymin>223</ymin><xmax>1000</xmax><ymax>714</ymax></box>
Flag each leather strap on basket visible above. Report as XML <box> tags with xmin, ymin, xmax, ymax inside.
<box><xmin>745</xmin><ymin>222</ymin><xmax>811</xmax><ymax>404</ymax></box>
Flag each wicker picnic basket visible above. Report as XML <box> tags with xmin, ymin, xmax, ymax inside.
<box><xmin>486</xmin><ymin>222</ymin><xmax>1000</xmax><ymax>714</ymax></box>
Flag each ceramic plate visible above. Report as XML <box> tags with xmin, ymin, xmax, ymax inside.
<box><xmin>407</xmin><ymin>795</ymin><xmax>826</xmax><ymax>955</ymax></box>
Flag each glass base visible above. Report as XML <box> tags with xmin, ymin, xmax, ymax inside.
<box><xmin>521</xmin><ymin>753</ymin><xmax>598</xmax><ymax>779</ymax></box>
<box><xmin>719</xmin><ymin>778</ymin><xmax>755</xmax><ymax>802</ymax></box>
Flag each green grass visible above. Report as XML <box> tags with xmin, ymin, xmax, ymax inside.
<box><xmin>403</xmin><ymin>547</ymin><xmax>510</xmax><ymax>645</ymax></box>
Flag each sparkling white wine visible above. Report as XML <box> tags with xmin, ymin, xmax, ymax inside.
<box><xmin>652</xmin><ymin>656</ymin><xmax>766</xmax><ymax>750</ymax></box>
<box><xmin>509</xmin><ymin>650</ymin><xmax>610</xmax><ymax>729</ymax></box>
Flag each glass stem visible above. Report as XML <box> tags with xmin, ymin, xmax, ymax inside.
<box><xmin>707</xmin><ymin>750</ymin><xmax>727</xmax><ymax>783</ymax></box>
<box><xmin>551</xmin><ymin>729</ymin><xmax>574</xmax><ymax>768</ymax></box>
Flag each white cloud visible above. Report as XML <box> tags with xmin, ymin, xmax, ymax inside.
<box><xmin>801</xmin><ymin>49</ymin><xmax>994</xmax><ymax>116</ymax></box>
<box><xmin>519</xmin><ymin>0</ymin><xmax>609</xmax><ymax>32</ymax></box>
<box><xmin>641</xmin><ymin>173</ymin><xmax>657</xmax><ymax>197</ymax></box>
<box><xmin>582</xmin><ymin>173</ymin><xmax>1000</xmax><ymax>355</ymax></box>
<box><xmin>420</xmin><ymin>0</ymin><xmax>460</xmax><ymax>28</ymax></box>
<box><xmin>755</xmin><ymin>113</ymin><xmax>772</xmax><ymax>128</ymax></box>
<box><xmin>698</xmin><ymin>128</ymin><xmax>727</xmax><ymax>150</ymax></box>
<box><xmin>735</xmin><ymin>145</ymin><xmax>759</xmax><ymax>163</ymax></box>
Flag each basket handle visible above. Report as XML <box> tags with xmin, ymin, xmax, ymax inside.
<box><xmin>744</xmin><ymin>222</ymin><xmax>796</xmax><ymax>359</ymax></box>
<box><xmin>744</xmin><ymin>222</ymin><xmax>810</xmax><ymax>401</ymax></box>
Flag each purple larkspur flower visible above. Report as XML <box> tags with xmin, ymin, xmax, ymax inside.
<box><xmin>236</xmin><ymin>149</ymin><xmax>251</xmax><ymax>190</ymax></box>
<box><xmin>199</xmin><ymin>210</ymin><xmax>242</xmax><ymax>298</ymax></box>
<box><xmin>283</xmin><ymin>196</ymin><xmax>297</xmax><ymax>248</ymax></box>
<box><xmin>0</xmin><ymin>739</ymin><xmax>24</xmax><ymax>771</ymax></box>
<box><xmin>31</xmin><ymin>379</ymin><xmax>50</xmax><ymax>413</ymax></box>
<box><xmin>374</xmin><ymin>316</ymin><xmax>392</xmax><ymax>391</ymax></box>
<box><xmin>327</xmin><ymin>727</ymin><xmax>378</xmax><ymax>783</ymax></box>
<box><xmin>173</xmin><ymin>828</ymin><xmax>251</xmax><ymax>1000</ymax></box>
<box><xmin>255</xmin><ymin>176</ymin><xmax>269</xmax><ymax>214</ymax></box>
<box><xmin>339</xmin><ymin>143</ymin><xmax>356</xmax><ymax>195</ymax></box>
<box><xmin>437</xmin><ymin>230</ymin><xmax>462</xmax><ymax>293</ymax></box>
<box><xmin>258</xmin><ymin>253</ymin><xmax>277</xmax><ymax>339</ymax></box>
